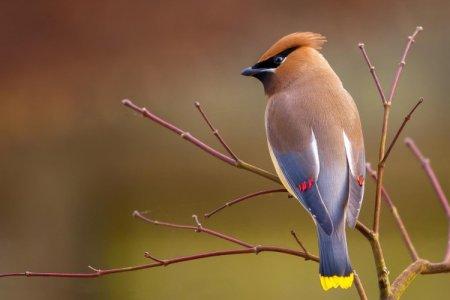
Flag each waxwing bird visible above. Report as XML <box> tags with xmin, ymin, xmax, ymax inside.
<box><xmin>242</xmin><ymin>32</ymin><xmax>365</xmax><ymax>291</ymax></box>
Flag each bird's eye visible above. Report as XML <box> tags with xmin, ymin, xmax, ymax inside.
<box><xmin>273</xmin><ymin>56</ymin><xmax>284</xmax><ymax>65</ymax></box>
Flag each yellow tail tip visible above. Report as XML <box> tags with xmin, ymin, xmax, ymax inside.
<box><xmin>320</xmin><ymin>273</ymin><xmax>354</xmax><ymax>291</ymax></box>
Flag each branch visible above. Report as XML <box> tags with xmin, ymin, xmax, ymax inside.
<box><xmin>122</xmin><ymin>99</ymin><xmax>280</xmax><ymax>184</ymax></box>
<box><xmin>122</xmin><ymin>99</ymin><xmax>236</xmax><ymax>165</ymax></box>
<box><xmin>405</xmin><ymin>138</ymin><xmax>450</xmax><ymax>261</ymax></box>
<box><xmin>290</xmin><ymin>230</ymin><xmax>310</xmax><ymax>258</ymax></box>
<box><xmin>358</xmin><ymin>43</ymin><xmax>387</xmax><ymax>104</ymax></box>
<box><xmin>380</xmin><ymin>98</ymin><xmax>424</xmax><ymax>164</ymax></box>
<box><xmin>390</xmin><ymin>259</ymin><xmax>427</xmax><ymax>298</ymax></box>
<box><xmin>366</xmin><ymin>163</ymin><xmax>419</xmax><ymax>261</ymax></box>
<box><xmin>0</xmin><ymin>212</ymin><xmax>318</xmax><ymax>279</ymax></box>
<box><xmin>204</xmin><ymin>188</ymin><xmax>287</xmax><ymax>218</ymax></box>
<box><xmin>372</xmin><ymin>26</ymin><xmax>423</xmax><ymax>235</ymax></box>
<box><xmin>359</xmin><ymin>26</ymin><xmax>423</xmax><ymax>298</ymax></box>
<box><xmin>354</xmin><ymin>271</ymin><xmax>368</xmax><ymax>300</ymax></box>
<box><xmin>390</xmin><ymin>259</ymin><xmax>450</xmax><ymax>299</ymax></box>
<box><xmin>388</xmin><ymin>26</ymin><xmax>423</xmax><ymax>103</ymax></box>
<box><xmin>194</xmin><ymin>101</ymin><xmax>239</xmax><ymax>161</ymax></box>
<box><xmin>0</xmin><ymin>247</ymin><xmax>316</xmax><ymax>279</ymax></box>
<box><xmin>133</xmin><ymin>211</ymin><xmax>253</xmax><ymax>248</ymax></box>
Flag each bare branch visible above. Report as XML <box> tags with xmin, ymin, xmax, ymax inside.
<box><xmin>404</xmin><ymin>138</ymin><xmax>450</xmax><ymax>218</ymax></box>
<box><xmin>363</xmin><ymin>26</ymin><xmax>423</xmax><ymax>298</ymax></box>
<box><xmin>122</xmin><ymin>99</ymin><xmax>237</xmax><ymax>166</ymax></box>
<box><xmin>390</xmin><ymin>259</ymin><xmax>426</xmax><ymax>298</ymax></box>
<box><xmin>358</xmin><ymin>42</ymin><xmax>387</xmax><ymax>103</ymax></box>
<box><xmin>381</xmin><ymin>98</ymin><xmax>424</xmax><ymax>164</ymax></box>
<box><xmin>290</xmin><ymin>230</ymin><xmax>309</xmax><ymax>258</ymax></box>
<box><xmin>204</xmin><ymin>188</ymin><xmax>287</xmax><ymax>218</ymax></box>
<box><xmin>133</xmin><ymin>210</ymin><xmax>254</xmax><ymax>248</ymax></box>
<box><xmin>390</xmin><ymin>259</ymin><xmax>450</xmax><ymax>299</ymax></box>
<box><xmin>405</xmin><ymin>138</ymin><xmax>450</xmax><ymax>262</ymax></box>
<box><xmin>194</xmin><ymin>101</ymin><xmax>239</xmax><ymax>161</ymax></box>
<box><xmin>388</xmin><ymin>26</ymin><xmax>423</xmax><ymax>103</ymax></box>
<box><xmin>122</xmin><ymin>99</ymin><xmax>280</xmax><ymax>183</ymax></box>
<box><xmin>366</xmin><ymin>163</ymin><xmax>419</xmax><ymax>261</ymax></box>
<box><xmin>144</xmin><ymin>252</ymin><xmax>167</xmax><ymax>265</ymax></box>
<box><xmin>354</xmin><ymin>271</ymin><xmax>368</xmax><ymax>300</ymax></box>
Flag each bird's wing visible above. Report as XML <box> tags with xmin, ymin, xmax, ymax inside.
<box><xmin>268</xmin><ymin>130</ymin><xmax>334</xmax><ymax>235</ymax></box>
<box><xmin>343</xmin><ymin>131</ymin><xmax>366</xmax><ymax>228</ymax></box>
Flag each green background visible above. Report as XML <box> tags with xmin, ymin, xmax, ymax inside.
<box><xmin>0</xmin><ymin>0</ymin><xmax>449</xmax><ymax>299</ymax></box>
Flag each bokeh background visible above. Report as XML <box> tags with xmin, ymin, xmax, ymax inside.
<box><xmin>0</xmin><ymin>1</ymin><xmax>449</xmax><ymax>299</ymax></box>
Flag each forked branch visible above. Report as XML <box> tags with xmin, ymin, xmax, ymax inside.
<box><xmin>357</xmin><ymin>26</ymin><xmax>423</xmax><ymax>298</ymax></box>
<box><xmin>122</xmin><ymin>99</ymin><xmax>280</xmax><ymax>183</ymax></box>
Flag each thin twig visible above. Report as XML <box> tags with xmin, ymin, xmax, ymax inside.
<box><xmin>290</xmin><ymin>230</ymin><xmax>309</xmax><ymax>257</ymax></box>
<box><xmin>388</xmin><ymin>26</ymin><xmax>423</xmax><ymax>103</ymax></box>
<box><xmin>381</xmin><ymin>98</ymin><xmax>424</xmax><ymax>164</ymax></box>
<box><xmin>132</xmin><ymin>210</ymin><xmax>254</xmax><ymax>248</ymax></box>
<box><xmin>194</xmin><ymin>101</ymin><xmax>239</xmax><ymax>161</ymax></box>
<box><xmin>366</xmin><ymin>163</ymin><xmax>419</xmax><ymax>261</ymax></box>
<box><xmin>144</xmin><ymin>252</ymin><xmax>167</xmax><ymax>265</ymax></box>
<box><xmin>354</xmin><ymin>271</ymin><xmax>368</xmax><ymax>300</ymax></box>
<box><xmin>405</xmin><ymin>138</ymin><xmax>450</xmax><ymax>262</ymax></box>
<box><xmin>404</xmin><ymin>138</ymin><xmax>450</xmax><ymax>218</ymax></box>
<box><xmin>358</xmin><ymin>43</ymin><xmax>387</xmax><ymax>104</ymax></box>
<box><xmin>204</xmin><ymin>188</ymin><xmax>287</xmax><ymax>218</ymax></box>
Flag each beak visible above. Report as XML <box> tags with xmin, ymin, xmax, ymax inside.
<box><xmin>241</xmin><ymin>67</ymin><xmax>265</xmax><ymax>77</ymax></box>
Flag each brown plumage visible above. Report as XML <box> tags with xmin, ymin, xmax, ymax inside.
<box><xmin>242</xmin><ymin>32</ymin><xmax>365</xmax><ymax>291</ymax></box>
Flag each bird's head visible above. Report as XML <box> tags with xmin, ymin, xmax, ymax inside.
<box><xmin>241</xmin><ymin>32</ymin><xmax>327</xmax><ymax>95</ymax></box>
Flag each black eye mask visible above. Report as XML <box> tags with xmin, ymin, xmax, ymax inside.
<box><xmin>252</xmin><ymin>47</ymin><xmax>298</xmax><ymax>70</ymax></box>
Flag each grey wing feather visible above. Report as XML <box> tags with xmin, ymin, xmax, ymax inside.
<box><xmin>343</xmin><ymin>131</ymin><xmax>366</xmax><ymax>228</ymax></box>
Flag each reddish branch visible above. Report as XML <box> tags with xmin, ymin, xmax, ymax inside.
<box><xmin>194</xmin><ymin>101</ymin><xmax>239</xmax><ymax>161</ymax></box>
<box><xmin>404</xmin><ymin>138</ymin><xmax>450</xmax><ymax>262</ymax></box>
<box><xmin>204</xmin><ymin>188</ymin><xmax>287</xmax><ymax>218</ymax></box>
<box><xmin>388</xmin><ymin>26</ymin><xmax>423</xmax><ymax>103</ymax></box>
<box><xmin>358</xmin><ymin>43</ymin><xmax>387</xmax><ymax>104</ymax></box>
<box><xmin>122</xmin><ymin>99</ymin><xmax>237</xmax><ymax>166</ymax></box>
<box><xmin>380</xmin><ymin>98</ymin><xmax>424</xmax><ymax>164</ymax></box>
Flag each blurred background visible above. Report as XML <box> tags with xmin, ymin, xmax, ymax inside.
<box><xmin>0</xmin><ymin>0</ymin><xmax>449</xmax><ymax>299</ymax></box>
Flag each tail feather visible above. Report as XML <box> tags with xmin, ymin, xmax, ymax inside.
<box><xmin>318</xmin><ymin>225</ymin><xmax>353</xmax><ymax>291</ymax></box>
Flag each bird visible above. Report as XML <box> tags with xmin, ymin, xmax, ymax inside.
<box><xmin>241</xmin><ymin>32</ymin><xmax>365</xmax><ymax>291</ymax></box>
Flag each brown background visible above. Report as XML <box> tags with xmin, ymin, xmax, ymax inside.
<box><xmin>0</xmin><ymin>0</ymin><xmax>449</xmax><ymax>299</ymax></box>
